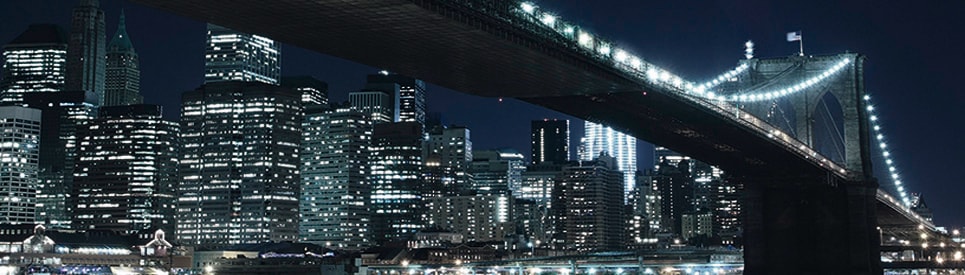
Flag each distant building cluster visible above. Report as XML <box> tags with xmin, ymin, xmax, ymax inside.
<box><xmin>0</xmin><ymin>0</ymin><xmax>746</xmax><ymax>272</ymax></box>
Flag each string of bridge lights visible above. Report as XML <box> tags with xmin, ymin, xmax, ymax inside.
<box><xmin>518</xmin><ymin>1</ymin><xmax>853</xmax><ymax>103</ymax></box>
<box><xmin>865</xmin><ymin>95</ymin><xmax>911</xmax><ymax>207</ymax></box>
<box><xmin>519</xmin><ymin>1</ymin><xmax>915</xmax><ymax>205</ymax></box>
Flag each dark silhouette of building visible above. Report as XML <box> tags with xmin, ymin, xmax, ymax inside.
<box><xmin>23</xmin><ymin>91</ymin><xmax>98</xmax><ymax>229</ymax></box>
<box><xmin>530</xmin><ymin>119</ymin><xmax>569</xmax><ymax>164</ymax></box>
<box><xmin>65</xmin><ymin>0</ymin><xmax>106</xmax><ymax>104</ymax></box>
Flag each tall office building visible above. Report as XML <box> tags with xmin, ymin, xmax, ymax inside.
<box><xmin>1</xmin><ymin>24</ymin><xmax>68</xmax><ymax>104</ymax></box>
<box><xmin>651</xmin><ymin>154</ymin><xmax>693</xmax><ymax>235</ymax></box>
<box><xmin>518</xmin><ymin>162</ymin><xmax>566</xmax><ymax>243</ymax></box>
<box><xmin>425</xmin><ymin>126</ymin><xmax>472</xmax><ymax>193</ymax></box>
<box><xmin>300</xmin><ymin>106</ymin><xmax>372</xmax><ymax>249</ymax></box>
<box><xmin>65</xmin><ymin>0</ymin><xmax>106</xmax><ymax>103</ymax></box>
<box><xmin>580</xmin><ymin>122</ymin><xmax>636</xmax><ymax>199</ymax></box>
<box><xmin>103</xmin><ymin>10</ymin><xmax>142</xmax><ymax>106</ymax></box>
<box><xmin>204</xmin><ymin>24</ymin><xmax>280</xmax><ymax>85</ymax></box>
<box><xmin>369</xmin><ymin>122</ymin><xmax>424</xmax><ymax>244</ymax></box>
<box><xmin>72</xmin><ymin>105</ymin><xmax>178</xmax><ymax>234</ymax></box>
<box><xmin>531</xmin><ymin>119</ymin><xmax>569</xmax><ymax>164</ymax></box>
<box><xmin>23</xmin><ymin>91</ymin><xmax>97</xmax><ymax>229</ymax></box>
<box><xmin>653</xmin><ymin>147</ymin><xmax>740</xmax><ymax>244</ymax></box>
<box><xmin>0</xmin><ymin>106</ymin><xmax>41</xmax><ymax>224</ymax></box>
<box><xmin>282</xmin><ymin>76</ymin><xmax>328</xmax><ymax>107</ymax></box>
<box><xmin>349</xmin><ymin>90</ymin><xmax>397</xmax><ymax>124</ymax></box>
<box><xmin>365</xmin><ymin>72</ymin><xmax>426</xmax><ymax>126</ymax></box>
<box><xmin>555</xmin><ymin>153</ymin><xmax>625</xmax><ymax>252</ymax></box>
<box><xmin>469</xmin><ymin>149</ymin><xmax>526</xmax><ymax>195</ymax></box>
<box><xmin>178</xmin><ymin>81</ymin><xmax>301</xmax><ymax>247</ymax></box>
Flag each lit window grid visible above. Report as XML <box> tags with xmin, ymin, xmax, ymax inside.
<box><xmin>72</xmin><ymin>110</ymin><xmax>178</xmax><ymax>234</ymax></box>
<box><xmin>0</xmin><ymin>107</ymin><xmax>41</xmax><ymax>224</ymax></box>
<box><xmin>0</xmin><ymin>48</ymin><xmax>67</xmax><ymax>104</ymax></box>
<box><xmin>299</xmin><ymin>109</ymin><xmax>372</xmax><ymax>248</ymax></box>
<box><xmin>177</xmin><ymin>85</ymin><xmax>302</xmax><ymax>246</ymax></box>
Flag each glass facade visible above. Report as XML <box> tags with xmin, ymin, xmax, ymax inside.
<box><xmin>72</xmin><ymin>105</ymin><xmax>178</xmax><ymax>235</ymax></box>
<box><xmin>348</xmin><ymin>90</ymin><xmax>396</xmax><ymax>124</ymax></box>
<box><xmin>364</xmin><ymin>73</ymin><xmax>426</xmax><ymax>126</ymax></box>
<box><xmin>178</xmin><ymin>81</ymin><xmax>301</xmax><ymax>247</ymax></box>
<box><xmin>0</xmin><ymin>24</ymin><xmax>68</xmax><ymax>104</ymax></box>
<box><xmin>204</xmin><ymin>24</ymin><xmax>280</xmax><ymax>85</ymax></box>
<box><xmin>299</xmin><ymin>107</ymin><xmax>371</xmax><ymax>249</ymax></box>
<box><xmin>0</xmin><ymin>106</ymin><xmax>42</xmax><ymax>224</ymax></box>
<box><xmin>369</xmin><ymin>122</ymin><xmax>424</xmax><ymax>244</ymax></box>
<box><xmin>103</xmin><ymin>10</ymin><xmax>142</xmax><ymax>106</ymax></box>
<box><xmin>65</xmin><ymin>0</ymin><xmax>106</xmax><ymax>104</ymax></box>
<box><xmin>580</xmin><ymin>121</ymin><xmax>636</xmax><ymax>199</ymax></box>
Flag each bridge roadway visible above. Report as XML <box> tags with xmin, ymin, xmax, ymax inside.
<box><xmin>131</xmin><ymin>0</ymin><xmax>933</xmax><ymax>272</ymax></box>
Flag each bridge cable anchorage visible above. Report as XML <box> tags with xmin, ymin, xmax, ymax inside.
<box><xmin>865</xmin><ymin>94</ymin><xmax>911</xmax><ymax>207</ymax></box>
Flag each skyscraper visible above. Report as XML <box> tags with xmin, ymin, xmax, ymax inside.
<box><xmin>348</xmin><ymin>90</ymin><xmax>396</xmax><ymax>124</ymax></box>
<box><xmin>72</xmin><ymin>105</ymin><xmax>178</xmax><ymax>234</ymax></box>
<box><xmin>1</xmin><ymin>24</ymin><xmax>68</xmax><ymax>104</ymax></box>
<box><xmin>580</xmin><ymin>122</ymin><xmax>636</xmax><ymax>199</ymax></box>
<box><xmin>282</xmin><ymin>76</ymin><xmax>328</xmax><ymax>107</ymax></box>
<box><xmin>204</xmin><ymin>24</ymin><xmax>280</xmax><ymax>85</ymax></box>
<box><xmin>469</xmin><ymin>149</ymin><xmax>526</xmax><ymax>195</ymax></box>
<box><xmin>23</xmin><ymin>91</ymin><xmax>98</xmax><ymax>229</ymax></box>
<box><xmin>178</xmin><ymin>81</ymin><xmax>301</xmax><ymax>247</ymax></box>
<box><xmin>300</xmin><ymin>106</ymin><xmax>372</xmax><ymax>249</ymax></box>
<box><xmin>531</xmin><ymin>119</ymin><xmax>569</xmax><ymax>164</ymax></box>
<box><xmin>0</xmin><ymin>106</ymin><xmax>41</xmax><ymax>224</ymax></box>
<box><xmin>556</xmin><ymin>153</ymin><xmax>625</xmax><ymax>252</ymax></box>
<box><xmin>365</xmin><ymin>72</ymin><xmax>426</xmax><ymax>126</ymax></box>
<box><xmin>425</xmin><ymin>126</ymin><xmax>472</xmax><ymax>193</ymax></box>
<box><xmin>369</xmin><ymin>122</ymin><xmax>424</xmax><ymax>244</ymax></box>
<box><xmin>65</xmin><ymin>0</ymin><xmax>106</xmax><ymax>103</ymax></box>
<box><xmin>653</xmin><ymin>147</ymin><xmax>741</xmax><ymax>244</ymax></box>
<box><xmin>103</xmin><ymin>10</ymin><xmax>142</xmax><ymax>106</ymax></box>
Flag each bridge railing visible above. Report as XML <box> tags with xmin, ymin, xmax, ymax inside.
<box><xmin>877</xmin><ymin>189</ymin><xmax>935</xmax><ymax>230</ymax></box>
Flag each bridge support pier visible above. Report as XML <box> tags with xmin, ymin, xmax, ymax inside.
<box><xmin>742</xmin><ymin>178</ymin><xmax>881</xmax><ymax>274</ymax></box>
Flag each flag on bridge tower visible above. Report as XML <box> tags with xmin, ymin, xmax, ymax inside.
<box><xmin>786</xmin><ymin>31</ymin><xmax>802</xmax><ymax>42</ymax></box>
<box><xmin>787</xmin><ymin>31</ymin><xmax>804</xmax><ymax>56</ymax></box>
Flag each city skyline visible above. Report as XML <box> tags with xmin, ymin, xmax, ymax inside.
<box><xmin>0</xmin><ymin>0</ymin><xmax>962</xmax><ymax>230</ymax></box>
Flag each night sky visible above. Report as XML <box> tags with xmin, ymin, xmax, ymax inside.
<box><xmin>2</xmin><ymin>1</ymin><xmax>963</xmax><ymax>226</ymax></box>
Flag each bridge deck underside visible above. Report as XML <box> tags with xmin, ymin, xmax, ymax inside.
<box><xmin>131</xmin><ymin>0</ymin><xmax>914</xmax><ymax>223</ymax></box>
